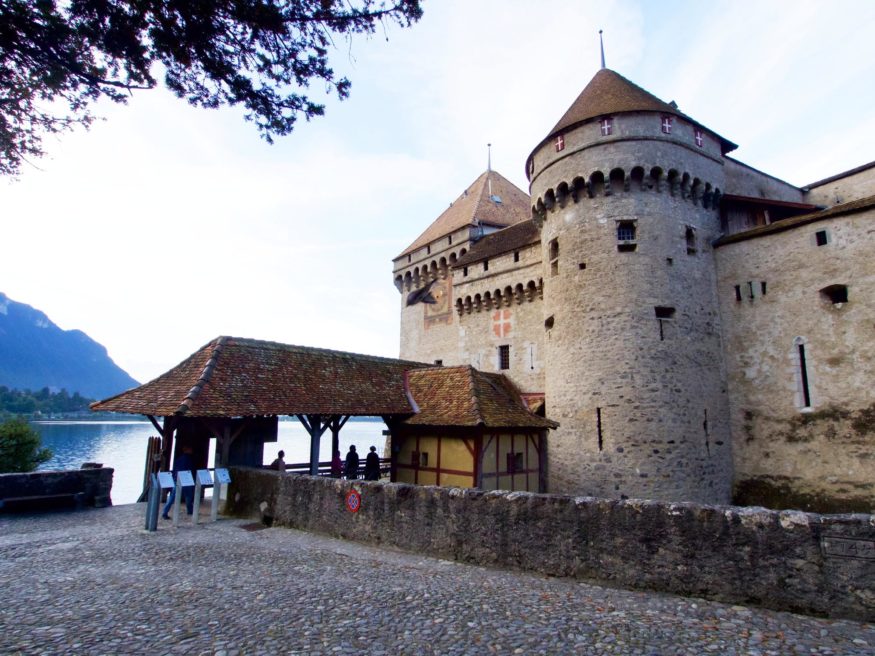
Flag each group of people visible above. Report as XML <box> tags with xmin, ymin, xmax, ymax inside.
<box><xmin>331</xmin><ymin>444</ymin><xmax>381</xmax><ymax>480</ymax></box>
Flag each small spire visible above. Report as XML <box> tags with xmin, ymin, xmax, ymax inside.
<box><xmin>599</xmin><ymin>30</ymin><xmax>606</xmax><ymax>69</ymax></box>
<box><xmin>487</xmin><ymin>143</ymin><xmax>493</xmax><ymax>196</ymax></box>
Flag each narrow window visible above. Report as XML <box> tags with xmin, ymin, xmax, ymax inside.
<box><xmin>499</xmin><ymin>345</ymin><xmax>510</xmax><ymax>370</ymax></box>
<box><xmin>761</xmin><ymin>282</ymin><xmax>767</xmax><ymax>295</ymax></box>
<box><xmin>427</xmin><ymin>245</ymin><xmax>431</xmax><ymax>255</ymax></box>
<box><xmin>600</xmin><ymin>117</ymin><xmax>613</xmax><ymax>136</ymax></box>
<box><xmin>555</xmin><ymin>134</ymin><xmax>565</xmax><ymax>152</ymax></box>
<box><xmin>528</xmin><ymin>159</ymin><xmax>534</xmax><ymax>176</ymax></box>
<box><xmin>655</xmin><ymin>306</ymin><xmax>675</xmax><ymax>341</ymax></box>
<box><xmin>797</xmin><ymin>344</ymin><xmax>812</xmax><ymax>408</ymax></box>
<box><xmin>820</xmin><ymin>284</ymin><xmax>848</xmax><ymax>304</ymax></box>
<box><xmin>420</xmin><ymin>452</ymin><xmax>429</xmax><ymax>467</ymax></box>
<box><xmin>407</xmin><ymin>254</ymin><xmax>411</xmax><ymax>263</ymax></box>
<box><xmin>463</xmin><ymin>266</ymin><xmax>468</xmax><ymax>277</ymax></box>
<box><xmin>815</xmin><ymin>230</ymin><xmax>828</xmax><ymax>246</ymax></box>
<box><xmin>661</xmin><ymin>116</ymin><xmax>673</xmax><ymax>134</ymax></box>
<box><xmin>434</xmin><ymin>359</ymin><xmax>443</xmax><ymax>366</ymax></box>
<box><xmin>448</xmin><ymin>235</ymin><xmax>453</xmax><ymax>245</ymax></box>
<box><xmin>544</xmin><ymin>315</ymin><xmax>555</xmax><ymax>330</ymax></box>
<box><xmin>549</xmin><ymin>239</ymin><xmax>559</xmax><ymax>276</ymax></box>
<box><xmin>596</xmin><ymin>407</ymin><xmax>603</xmax><ymax>451</ymax></box>
<box><xmin>483</xmin><ymin>260</ymin><xmax>489</xmax><ymax>272</ymax></box>
<box><xmin>695</xmin><ymin>128</ymin><xmax>704</xmax><ymax>147</ymax></box>
<box><xmin>734</xmin><ymin>285</ymin><xmax>742</xmax><ymax>302</ymax></box>
<box><xmin>685</xmin><ymin>226</ymin><xmax>697</xmax><ymax>255</ymax></box>
<box><xmin>617</xmin><ymin>221</ymin><xmax>637</xmax><ymax>251</ymax></box>
<box><xmin>513</xmin><ymin>251</ymin><xmax>520</xmax><ymax>263</ymax></box>
<box><xmin>747</xmin><ymin>281</ymin><xmax>754</xmax><ymax>300</ymax></box>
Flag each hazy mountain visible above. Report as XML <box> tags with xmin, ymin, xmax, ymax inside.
<box><xmin>0</xmin><ymin>292</ymin><xmax>139</xmax><ymax>399</ymax></box>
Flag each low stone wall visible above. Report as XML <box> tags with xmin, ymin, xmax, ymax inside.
<box><xmin>225</xmin><ymin>469</ymin><xmax>875</xmax><ymax>622</ymax></box>
<box><xmin>0</xmin><ymin>467</ymin><xmax>114</xmax><ymax>510</ymax></box>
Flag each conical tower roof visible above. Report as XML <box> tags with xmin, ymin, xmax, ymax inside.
<box><xmin>397</xmin><ymin>170</ymin><xmax>530</xmax><ymax>258</ymax></box>
<box><xmin>532</xmin><ymin>68</ymin><xmax>736</xmax><ymax>160</ymax></box>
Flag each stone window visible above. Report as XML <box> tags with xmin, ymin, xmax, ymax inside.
<box><xmin>407</xmin><ymin>254</ymin><xmax>411</xmax><ymax>263</ymax></box>
<box><xmin>555</xmin><ymin>134</ymin><xmax>565</xmax><ymax>152</ymax></box>
<box><xmin>734</xmin><ymin>285</ymin><xmax>742</xmax><ymax>302</ymax></box>
<box><xmin>815</xmin><ymin>230</ymin><xmax>828</xmax><ymax>246</ymax></box>
<box><xmin>596</xmin><ymin>407</ymin><xmax>603</xmax><ymax>451</ymax></box>
<box><xmin>549</xmin><ymin>238</ymin><xmax>559</xmax><ymax>276</ymax></box>
<box><xmin>794</xmin><ymin>337</ymin><xmax>812</xmax><ymax>409</ymax></box>
<box><xmin>600</xmin><ymin>117</ymin><xmax>613</xmax><ymax>136</ymax></box>
<box><xmin>544</xmin><ymin>315</ymin><xmax>554</xmax><ymax>330</ymax></box>
<box><xmin>528</xmin><ymin>159</ymin><xmax>535</xmax><ymax>176</ymax></box>
<box><xmin>617</xmin><ymin>221</ymin><xmax>637</xmax><ymax>251</ymax></box>
<box><xmin>434</xmin><ymin>359</ymin><xmax>443</xmax><ymax>366</ymax></box>
<box><xmin>427</xmin><ymin>245</ymin><xmax>431</xmax><ymax>255</ymax></box>
<box><xmin>448</xmin><ymin>235</ymin><xmax>453</xmax><ymax>245</ymax></box>
<box><xmin>695</xmin><ymin>128</ymin><xmax>704</xmax><ymax>147</ymax></box>
<box><xmin>483</xmin><ymin>259</ymin><xmax>489</xmax><ymax>272</ymax></box>
<box><xmin>661</xmin><ymin>116</ymin><xmax>673</xmax><ymax>134</ymax></box>
<box><xmin>654</xmin><ymin>306</ymin><xmax>675</xmax><ymax>341</ymax></box>
<box><xmin>513</xmin><ymin>251</ymin><xmax>520</xmax><ymax>263</ymax></box>
<box><xmin>498</xmin><ymin>344</ymin><xmax>510</xmax><ymax>370</ymax></box>
<box><xmin>820</xmin><ymin>284</ymin><xmax>848</xmax><ymax>305</ymax></box>
<box><xmin>761</xmin><ymin>281</ymin><xmax>767</xmax><ymax>295</ymax></box>
<box><xmin>579</xmin><ymin>262</ymin><xmax>586</xmax><ymax>270</ymax></box>
<box><xmin>685</xmin><ymin>226</ymin><xmax>697</xmax><ymax>255</ymax></box>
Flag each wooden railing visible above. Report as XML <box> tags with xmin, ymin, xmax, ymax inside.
<box><xmin>263</xmin><ymin>457</ymin><xmax>391</xmax><ymax>479</ymax></box>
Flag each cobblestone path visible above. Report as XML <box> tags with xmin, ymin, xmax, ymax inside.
<box><xmin>0</xmin><ymin>505</ymin><xmax>872</xmax><ymax>655</ymax></box>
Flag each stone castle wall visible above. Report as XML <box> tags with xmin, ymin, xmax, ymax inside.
<box><xmin>715</xmin><ymin>210</ymin><xmax>875</xmax><ymax>513</ymax></box>
<box><xmin>529</xmin><ymin>113</ymin><xmax>733</xmax><ymax>503</ymax></box>
<box><xmin>804</xmin><ymin>163</ymin><xmax>875</xmax><ymax>206</ymax></box>
<box><xmin>226</xmin><ymin>468</ymin><xmax>875</xmax><ymax>622</ymax></box>
<box><xmin>723</xmin><ymin>158</ymin><xmax>805</xmax><ymax>202</ymax></box>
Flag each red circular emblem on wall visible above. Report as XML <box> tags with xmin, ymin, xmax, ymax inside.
<box><xmin>345</xmin><ymin>490</ymin><xmax>362</xmax><ymax>513</ymax></box>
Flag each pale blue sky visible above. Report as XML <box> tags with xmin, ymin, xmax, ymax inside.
<box><xmin>3</xmin><ymin>0</ymin><xmax>874</xmax><ymax>386</ymax></box>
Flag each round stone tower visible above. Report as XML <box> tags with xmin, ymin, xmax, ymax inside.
<box><xmin>526</xmin><ymin>69</ymin><xmax>734</xmax><ymax>503</ymax></box>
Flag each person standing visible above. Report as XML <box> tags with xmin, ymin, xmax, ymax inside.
<box><xmin>344</xmin><ymin>445</ymin><xmax>359</xmax><ymax>480</ymax></box>
<box><xmin>364</xmin><ymin>445</ymin><xmax>380</xmax><ymax>481</ymax></box>
<box><xmin>270</xmin><ymin>450</ymin><xmax>286</xmax><ymax>472</ymax></box>
<box><xmin>330</xmin><ymin>450</ymin><xmax>343</xmax><ymax>478</ymax></box>
<box><xmin>162</xmin><ymin>445</ymin><xmax>195</xmax><ymax>519</ymax></box>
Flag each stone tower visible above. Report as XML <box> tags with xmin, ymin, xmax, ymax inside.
<box><xmin>526</xmin><ymin>69</ymin><xmax>734</xmax><ymax>503</ymax></box>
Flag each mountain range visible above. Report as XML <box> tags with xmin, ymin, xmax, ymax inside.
<box><xmin>0</xmin><ymin>292</ymin><xmax>139</xmax><ymax>400</ymax></box>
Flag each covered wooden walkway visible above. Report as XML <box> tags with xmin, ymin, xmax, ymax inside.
<box><xmin>91</xmin><ymin>336</ymin><xmax>431</xmax><ymax>483</ymax></box>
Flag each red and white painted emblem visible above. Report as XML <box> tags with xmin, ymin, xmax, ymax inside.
<box><xmin>555</xmin><ymin>134</ymin><xmax>565</xmax><ymax>152</ymax></box>
<box><xmin>345</xmin><ymin>490</ymin><xmax>361</xmax><ymax>513</ymax></box>
<box><xmin>661</xmin><ymin>116</ymin><xmax>673</xmax><ymax>134</ymax></box>
<box><xmin>493</xmin><ymin>309</ymin><xmax>512</xmax><ymax>338</ymax></box>
<box><xmin>600</xmin><ymin>118</ymin><xmax>613</xmax><ymax>136</ymax></box>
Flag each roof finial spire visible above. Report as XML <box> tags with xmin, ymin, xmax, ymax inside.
<box><xmin>599</xmin><ymin>29</ymin><xmax>606</xmax><ymax>69</ymax></box>
<box><xmin>487</xmin><ymin>143</ymin><xmax>493</xmax><ymax>196</ymax></box>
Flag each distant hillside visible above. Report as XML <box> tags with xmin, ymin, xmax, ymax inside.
<box><xmin>0</xmin><ymin>292</ymin><xmax>139</xmax><ymax>399</ymax></box>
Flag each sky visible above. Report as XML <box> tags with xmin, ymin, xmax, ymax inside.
<box><xmin>3</xmin><ymin>0</ymin><xmax>875</xmax><ymax>388</ymax></box>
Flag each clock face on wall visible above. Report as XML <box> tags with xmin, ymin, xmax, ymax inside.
<box><xmin>424</xmin><ymin>277</ymin><xmax>453</xmax><ymax>328</ymax></box>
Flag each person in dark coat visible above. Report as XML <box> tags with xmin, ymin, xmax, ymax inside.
<box><xmin>344</xmin><ymin>445</ymin><xmax>359</xmax><ymax>480</ymax></box>
<box><xmin>330</xmin><ymin>450</ymin><xmax>343</xmax><ymax>478</ymax></box>
<box><xmin>364</xmin><ymin>445</ymin><xmax>380</xmax><ymax>481</ymax></box>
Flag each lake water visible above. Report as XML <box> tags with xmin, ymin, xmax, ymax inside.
<box><xmin>33</xmin><ymin>419</ymin><xmax>387</xmax><ymax>505</ymax></box>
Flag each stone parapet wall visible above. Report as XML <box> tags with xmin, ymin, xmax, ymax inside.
<box><xmin>0</xmin><ymin>467</ymin><xmax>114</xmax><ymax>510</ymax></box>
<box><xmin>226</xmin><ymin>469</ymin><xmax>875</xmax><ymax>622</ymax></box>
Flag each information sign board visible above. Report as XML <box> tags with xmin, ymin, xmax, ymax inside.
<box><xmin>215</xmin><ymin>468</ymin><xmax>231</xmax><ymax>484</ymax></box>
<box><xmin>157</xmin><ymin>472</ymin><xmax>175</xmax><ymax>489</ymax></box>
<box><xmin>197</xmin><ymin>469</ymin><xmax>213</xmax><ymax>486</ymax></box>
<box><xmin>177</xmin><ymin>470</ymin><xmax>195</xmax><ymax>487</ymax></box>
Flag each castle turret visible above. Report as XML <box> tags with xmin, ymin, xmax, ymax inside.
<box><xmin>527</xmin><ymin>69</ymin><xmax>734</xmax><ymax>503</ymax></box>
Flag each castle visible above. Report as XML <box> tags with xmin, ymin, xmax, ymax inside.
<box><xmin>392</xmin><ymin>67</ymin><xmax>875</xmax><ymax>512</ymax></box>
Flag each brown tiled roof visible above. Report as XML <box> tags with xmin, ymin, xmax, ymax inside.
<box><xmin>403</xmin><ymin>366</ymin><xmax>557</xmax><ymax>429</ymax></box>
<box><xmin>531</xmin><ymin>69</ymin><xmax>736</xmax><ymax>159</ymax></box>
<box><xmin>91</xmin><ymin>337</ymin><xmax>430</xmax><ymax>417</ymax></box>
<box><xmin>714</xmin><ymin>194</ymin><xmax>875</xmax><ymax>246</ymax></box>
<box><xmin>397</xmin><ymin>170</ymin><xmax>531</xmax><ymax>258</ymax></box>
<box><xmin>453</xmin><ymin>219</ymin><xmax>540</xmax><ymax>267</ymax></box>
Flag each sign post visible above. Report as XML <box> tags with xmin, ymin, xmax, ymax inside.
<box><xmin>212</xmin><ymin>468</ymin><xmax>231</xmax><ymax>522</ymax></box>
<box><xmin>193</xmin><ymin>469</ymin><xmax>213</xmax><ymax>525</ymax></box>
<box><xmin>174</xmin><ymin>470</ymin><xmax>195</xmax><ymax>528</ymax></box>
<box><xmin>145</xmin><ymin>473</ymin><xmax>161</xmax><ymax>532</ymax></box>
<box><xmin>156</xmin><ymin>472</ymin><xmax>175</xmax><ymax>529</ymax></box>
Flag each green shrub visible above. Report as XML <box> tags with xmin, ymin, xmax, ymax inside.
<box><xmin>0</xmin><ymin>418</ymin><xmax>52</xmax><ymax>473</ymax></box>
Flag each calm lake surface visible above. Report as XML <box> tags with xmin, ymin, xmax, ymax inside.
<box><xmin>33</xmin><ymin>419</ymin><xmax>386</xmax><ymax>505</ymax></box>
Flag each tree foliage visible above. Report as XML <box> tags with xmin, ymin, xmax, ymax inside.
<box><xmin>0</xmin><ymin>418</ymin><xmax>53</xmax><ymax>473</ymax></box>
<box><xmin>0</xmin><ymin>0</ymin><xmax>423</xmax><ymax>176</ymax></box>
<box><xmin>0</xmin><ymin>386</ymin><xmax>94</xmax><ymax>416</ymax></box>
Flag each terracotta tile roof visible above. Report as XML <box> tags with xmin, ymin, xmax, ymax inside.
<box><xmin>91</xmin><ymin>337</ymin><xmax>430</xmax><ymax>417</ymax></box>
<box><xmin>403</xmin><ymin>366</ymin><xmax>557</xmax><ymax>429</ymax></box>
<box><xmin>714</xmin><ymin>194</ymin><xmax>875</xmax><ymax>246</ymax></box>
<box><xmin>453</xmin><ymin>219</ymin><xmax>540</xmax><ymax>267</ymax></box>
<box><xmin>397</xmin><ymin>170</ymin><xmax>531</xmax><ymax>258</ymax></box>
<box><xmin>531</xmin><ymin>69</ymin><xmax>737</xmax><ymax>159</ymax></box>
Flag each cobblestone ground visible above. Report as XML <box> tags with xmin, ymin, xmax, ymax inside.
<box><xmin>0</xmin><ymin>505</ymin><xmax>872</xmax><ymax>656</ymax></box>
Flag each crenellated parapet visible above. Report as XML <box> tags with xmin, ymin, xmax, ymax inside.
<box><xmin>395</xmin><ymin>248</ymin><xmax>468</xmax><ymax>292</ymax></box>
<box><xmin>531</xmin><ymin>164</ymin><xmax>722</xmax><ymax>226</ymax></box>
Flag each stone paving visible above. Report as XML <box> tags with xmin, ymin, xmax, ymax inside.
<box><xmin>0</xmin><ymin>504</ymin><xmax>872</xmax><ymax>655</ymax></box>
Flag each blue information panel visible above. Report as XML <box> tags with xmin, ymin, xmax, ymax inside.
<box><xmin>215</xmin><ymin>468</ymin><xmax>231</xmax><ymax>484</ymax></box>
<box><xmin>177</xmin><ymin>470</ymin><xmax>195</xmax><ymax>487</ymax></box>
<box><xmin>197</xmin><ymin>469</ymin><xmax>213</xmax><ymax>486</ymax></box>
<box><xmin>157</xmin><ymin>472</ymin><xmax>175</xmax><ymax>489</ymax></box>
